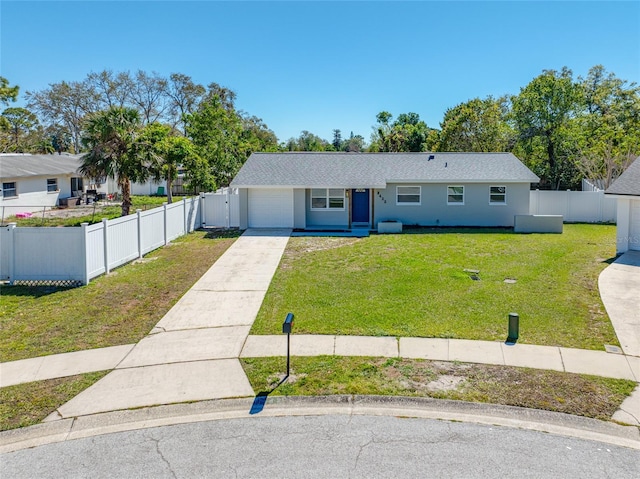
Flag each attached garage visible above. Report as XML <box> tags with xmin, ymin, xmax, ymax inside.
<box><xmin>248</xmin><ymin>188</ymin><xmax>294</xmax><ymax>228</ymax></box>
<box><xmin>630</xmin><ymin>200</ymin><xmax>640</xmax><ymax>251</ymax></box>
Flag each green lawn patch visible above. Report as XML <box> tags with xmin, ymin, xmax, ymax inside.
<box><xmin>0</xmin><ymin>229</ymin><xmax>239</xmax><ymax>362</ymax></box>
<box><xmin>252</xmin><ymin>225</ymin><xmax>618</xmax><ymax>349</ymax></box>
<box><xmin>0</xmin><ymin>372</ymin><xmax>108</xmax><ymax>431</ymax></box>
<box><xmin>242</xmin><ymin>356</ymin><xmax>636</xmax><ymax>421</ymax></box>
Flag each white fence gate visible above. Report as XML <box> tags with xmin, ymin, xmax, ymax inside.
<box><xmin>201</xmin><ymin>190</ymin><xmax>239</xmax><ymax>228</ymax></box>
<box><xmin>0</xmin><ymin>197</ymin><xmax>201</xmax><ymax>285</ymax></box>
<box><xmin>530</xmin><ymin>190</ymin><xmax>616</xmax><ymax>223</ymax></box>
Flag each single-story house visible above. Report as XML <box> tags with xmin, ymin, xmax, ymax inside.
<box><xmin>0</xmin><ymin>153</ymin><xmax>169</xmax><ymax>219</ymax></box>
<box><xmin>230</xmin><ymin>152</ymin><xmax>540</xmax><ymax>230</ymax></box>
<box><xmin>605</xmin><ymin>157</ymin><xmax>640</xmax><ymax>253</ymax></box>
<box><xmin>0</xmin><ymin>153</ymin><xmax>86</xmax><ymax>217</ymax></box>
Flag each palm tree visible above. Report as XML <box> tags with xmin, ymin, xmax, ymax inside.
<box><xmin>80</xmin><ymin>107</ymin><xmax>153</xmax><ymax>216</ymax></box>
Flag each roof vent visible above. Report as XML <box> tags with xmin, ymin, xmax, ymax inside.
<box><xmin>428</xmin><ymin>154</ymin><xmax>435</xmax><ymax>161</ymax></box>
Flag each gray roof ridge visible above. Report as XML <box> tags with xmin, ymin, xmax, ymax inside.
<box><xmin>251</xmin><ymin>151</ymin><xmax>514</xmax><ymax>156</ymax></box>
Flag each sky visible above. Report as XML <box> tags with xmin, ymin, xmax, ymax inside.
<box><xmin>1</xmin><ymin>1</ymin><xmax>639</xmax><ymax>144</ymax></box>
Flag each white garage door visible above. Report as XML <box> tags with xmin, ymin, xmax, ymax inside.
<box><xmin>630</xmin><ymin>200</ymin><xmax>640</xmax><ymax>251</ymax></box>
<box><xmin>248</xmin><ymin>188</ymin><xmax>294</xmax><ymax>228</ymax></box>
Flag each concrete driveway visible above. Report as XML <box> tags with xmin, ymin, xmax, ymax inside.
<box><xmin>599</xmin><ymin>251</ymin><xmax>640</xmax><ymax>357</ymax></box>
<box><xmin>45</xmin><ymin>229</ymin><xmax>292</xmax><ymax>420</ymax></box>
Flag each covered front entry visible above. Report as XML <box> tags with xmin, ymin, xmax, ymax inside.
<box><xmin>351</xmin><ymin>189</ymin><xmax>370</xmax><ymax>225</ymax></box>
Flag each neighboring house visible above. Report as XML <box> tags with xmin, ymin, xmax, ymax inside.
<box><xmin>99</xmin><ymin>176</ymin><xmax>167</xmax><ymax>197</ymax></box>
<box><xmin>0</xmin><ymin>153</ymin><xmax>85</xmax><ymax>217</ymax></box>
<box><xmin>0</xmin><ymin>153</ymin><xmax>169</xmax><ymax>219</ymax></box>
<box><xmin>230</xmin><ymin>152</ymin><xmax>540</xmax><ymax>230</ymax></box>
<box><xmin>605</xmin><ymin>157</ymin><xmax>640</xmax><ymax>253</ymax></box>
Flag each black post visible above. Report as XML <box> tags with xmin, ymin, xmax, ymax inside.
<box><xmin>507</xmin><ymin>312</ymin><xmax>519</xmax><ymax>343</ymax></box>
<box><xmin>282</xmin><ymin>312</ymin><xmax>294</xmax><ymax>378</ymax></box>
<box><xmin>286</xmin><ymin>331</ymin><xmax>291</xmax><ymax>377</ymax></box>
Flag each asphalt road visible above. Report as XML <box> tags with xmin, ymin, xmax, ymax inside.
<box><xmin>2</xmin><ymin>415</ymin><xmax>638</xmax><ymax>478</ymax></box>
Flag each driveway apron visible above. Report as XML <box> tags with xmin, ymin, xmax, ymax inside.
<box><xmin>46</xmin><ymin>229</ymin><xmax>291</xmax><ymax>420</ymax></box>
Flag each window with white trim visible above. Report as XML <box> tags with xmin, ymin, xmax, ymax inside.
<box><xmin>489</xmin><ymin>186</ymin><xmax>506</xmax><ymax>204</ymax></box>
<box><xmin>447</xmin><ymin>186</ymin><xmax>464</xmax><ymax>205</ymax></box>
<box><xmin>47</xmin><ymin>178</ymin><xmax>58</xmax><ymax>192</ymax></box>
<box><xmin>396</xmin><ymin>186</ymin><xmax>421</xmax><ymax>205</ymax></box>
<box><xmin>311</xmin><ymin>188</ymin><xmax>345</xmax><ymax>210</ymax></box>
<box><xmin>2</xmin><ymin>182</ymin><xmax>17</xmax><ymax>198</ymax></box>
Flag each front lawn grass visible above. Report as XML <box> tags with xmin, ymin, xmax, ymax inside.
<box><xmin>0</xmin><ymin>372</ymin><xmax>108</xmax><ymax>431</ymax></box>
<box><xmin>252</xmin><ymin>225</ymin><xmax>618</xmax><ymax>350</ymax></box>
<box><xmin>0</xmin><ymin>229</ymin><xmax>239</xmax><ymax>362</ymax></box>
<box><xmin>242</xmin><ymin>356</ymin><xmax>636</xmax><ymax>421</ymax></box>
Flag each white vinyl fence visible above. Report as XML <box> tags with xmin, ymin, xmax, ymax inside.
<box><xmin>530</xmin><ymin>189</ymin><xmax>616</xmax><ymax>223</ymax></box>
<box><xmin>1</xmin><ymin>197</ymin><xmax>202</xmax><ymax>286</ymax></box>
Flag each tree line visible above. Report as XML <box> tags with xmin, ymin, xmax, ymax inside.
<box><xmin>2</xmin><ymin>64</ymin><xmax>639</xmax><ymax>202</ymax></box>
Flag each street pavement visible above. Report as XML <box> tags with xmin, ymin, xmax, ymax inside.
<box><xmin>2</xmin><ymin>409</ymin><xmax>639</xmax><ymax>478</ymax></box>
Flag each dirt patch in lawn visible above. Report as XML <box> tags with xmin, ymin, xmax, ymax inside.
<box><xmin>281</xmin><ymin>237</ymin><xmax>362</xmax><ymax>266</ymax></box>
<box><xmin>242</xmin><ymin>356</ymin><xmax>635</xmax><ymax>421</ymax></box>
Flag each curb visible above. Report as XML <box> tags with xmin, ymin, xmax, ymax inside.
<box><xmin>1</xmin><ymin>396</ymin><xmax>638</xmax><ymax>454</ymax></box>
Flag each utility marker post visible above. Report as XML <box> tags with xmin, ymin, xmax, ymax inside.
<box><xmin>282</xmin><ymin>313</ymin><xmax>294</xmax><ymax>378</ymax></box>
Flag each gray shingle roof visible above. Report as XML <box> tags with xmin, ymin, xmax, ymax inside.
<box><xmin>605</xmin><ymin>157</ymin><xmax>640</xmax><ymax>196</ymax></box>
<box><xmin>230</xmin><ymin>152</ymin><xmax>540</xmax><ymax>188</ymax></box>
<box><xmin>0</xmin><ymin>154</ymin><xmax>83</xmax><ymax>179</ymax></box>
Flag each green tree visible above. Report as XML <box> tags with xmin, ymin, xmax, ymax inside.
<box><xmin>185</xmin><ymin>88</ymin><xmax>245</xmax><ymax>187</ymax></box>
<box><xmin>240</xmin><ymin>114</ymin><xmax>279</xmax><ymax>153</ymax></box>
<box><xmin>48</xmin><ymin>125</ymin><xmax>73</xmax><ymax>154</ymax></box>
<box><xmin>80</xmin><ymin>107</ymin><xmax>153</xmax><ymax>216</ymax></box>
<box><xmin>573</xmin><ymin>65</ymin><xmax>640</xmax><ymax>187</ymax></box>
<box><xmin>284</xmin><ymin>130</ymin><xmax>332</xmax><ymax>151</ymax></box>
<box><xmin>370</xmin><ymin>111</ymin><xmax>430</xmax><ymax>152</ymax></box>
<box><xmin>1</xmin><ymin>107</ymin><xmax>39</xmax><ymax>152</ymax></box>
<box><xmin>140</xmin><ymin>123</ymin><xmax>214</xmax><ymax>203</ymax></box>
<box><xmin>163</xmin><ymin>136</ymin><xmax>213</xmax><ymax>201</ymax></box>
<box><xmin>343</xmin><ymin>131</ymin><xmax>365</xmax><ymax>152</ymax></box>
<box><xmin>0</xmin><ymin>77</ymin><xmax>19</xmax><ymax>105</ymax></box>
<box><xmin>511</xmin><ymin>67</ymin><xmax>583</xmax><ymax>189</ymax></box>
<box><xmin>332</xmin><ymin>129</ymin><xmax>343</xmax><ymax>150</ymax></box>
<box><xmin>435</xmin><ymin>96</ymin><xmax>514</xmax><ymax>152</ymax></box>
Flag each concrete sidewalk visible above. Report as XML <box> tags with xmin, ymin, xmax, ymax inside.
<box><xmin>241</xmin><ymin>335</ymin><xmax>640</xmax><ymax>381</ymax></box>
<box><xmin>41</xmin><ymin>229</ymin><xmax>292</xmax><ymax>420</ymax></box>
<box><xmin>0</xmin><ymin>345</ymin><xmax>135</xmax><ymax>388</ymax></box>
<box><xmin>5</xmin><ymin>334</ymin><xmax>638</xmax><ymax>386</ymax></box>
<box><xmin>599</xmin><ymin>251</ymin><xmax>640</xmax><ymax>357</ymax></box>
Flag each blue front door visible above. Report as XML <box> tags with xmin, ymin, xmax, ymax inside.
<box><xmin>352</xmin><ymin>189</ymin><xmax>370</xmax><ymax>224</ymax></box>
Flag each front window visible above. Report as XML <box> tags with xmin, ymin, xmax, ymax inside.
<box><xmin>2</xmin><ymin>182</ymin><xmax>17</xmax><ymax>198</ymax></box>
<box><xmin>447</xmin><ymin>186</ymin><xmax>464</xmax><ymax>205</ymax></box>
<box><xmin>311</xmin><ymin>188</ymin><xmax>345</xmax><ymax>210</ymax></box>
<box><xmin>490</xmin><ymin>186</ymin><xmax>506</xmax><ymax>204</ymax></box>
<box><xmin>47</xmin><ymin>178</ymin><xmax>58</xmax><ymax>192</ymax></box>
<box><xmin>397</xmin><ymin>186</ymin><xmax>421</xmax><ymax>205</ymax></box>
